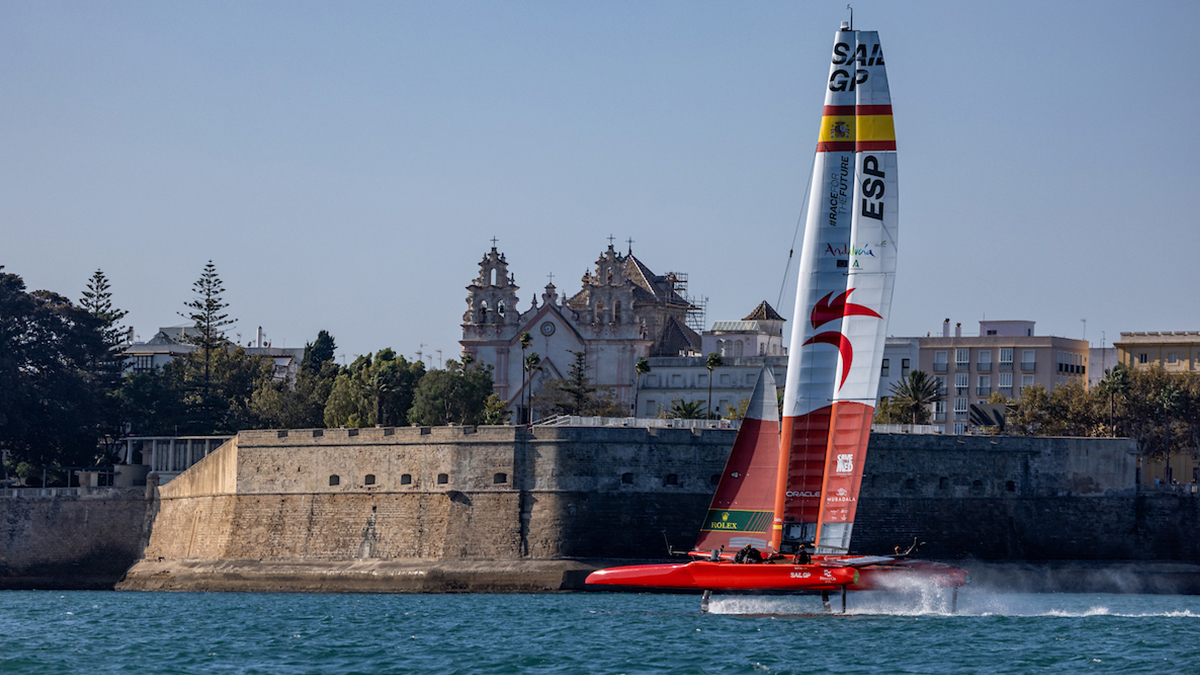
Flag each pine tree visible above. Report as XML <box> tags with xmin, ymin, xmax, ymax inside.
<box><xmin>180</xmin><ymin>261</ymin><xmax>235</xmax><ymax>389</ymax></box>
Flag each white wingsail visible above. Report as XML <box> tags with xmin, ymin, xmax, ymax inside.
<box><xmin>772</xmin><ymin>25</ymin><xmax>898</xmax><ymax>556</ymax></box>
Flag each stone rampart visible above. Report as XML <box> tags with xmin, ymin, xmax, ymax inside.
<box><xmin>0</xmin><ymin>488</ymin><xmax>148</xmax><ymax>589</ymax></box>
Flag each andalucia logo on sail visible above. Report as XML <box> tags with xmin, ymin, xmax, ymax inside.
<box><xmin>824</xmin><ymin>242</ymin><xmax>876</xmax><ymax>257</ymax></box>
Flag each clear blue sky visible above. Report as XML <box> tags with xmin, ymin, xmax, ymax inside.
<box><xmin>3</xmin><ymin>1</ymin><xmax>1197</xmax><ymax>365</ymax></box>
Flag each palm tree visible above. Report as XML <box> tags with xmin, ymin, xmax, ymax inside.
<box><xmin>889</xmin><ymin>370</ymin><xmax>941</xmax><ymax>425</ymax></box>
<box><xmin>1099</xmin><ymin>365</ymin><xmax>1130</xmax><ymax>438</ymax></box>
<box><xmin>633</xmin><ymin>357</ymin><xmax>650</xmax><ymax>417</ymax></box>
<box><xmin>518</xmin><ymin>331</ymin><xmax>532</xmax><ymax>424</ymax></box>
<box><xmin>523</xmin><ymin>352</ymin><xmax>542</xmax><ymax>424</ymax></box>
<box><xmin>1158</xmin><ymin>383</ymin><xmax>1183</xmax><ymax>483</ymax></box>
<box><xmin>669</xmin><ymin>398</ymin><xmax>707</xmax><ymax>419</ymax></box>
<box><xmin>705</xmin><ymin>353</ymin><xmax>723</xmax><ymax>420</ymax></box>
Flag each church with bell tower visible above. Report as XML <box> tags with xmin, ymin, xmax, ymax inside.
<box><xmin>461</xmin><ymin>240</ymin><xmax>702</xmax><ymax>420</ymax></box>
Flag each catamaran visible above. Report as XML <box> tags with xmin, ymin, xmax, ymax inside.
<box><xmin>586</xmin><ymin>22</ymin><xmax>968</xmax><ymax>611</ymax></box>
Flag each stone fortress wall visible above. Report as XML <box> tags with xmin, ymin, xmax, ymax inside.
<box><xmin>5</xmin><ymin>426</ymin><xmax>1199</xmax><ymax>592</ymax></box>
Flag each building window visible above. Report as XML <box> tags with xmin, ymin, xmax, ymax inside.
<box><xmin>663</xmin><ymin>474</ymin><xmax>679</xmax><ymax>486</ymax></box>
<box><xmin>955</xmin><ymin>373</ymin><xmax>968</xmax><ymax>395</ymax></box>
<box><xmin>904</xmin><ymin>478</ymin><xmax>915</xmax><ymax>490</ymax></box>
<box><xmin>954</xmin><ymin>397</ymin><xmax>968</xmax><ymax>413</ymax></box>
<box><xmin>954</xmin><ymin>422</ymin><xmax>969</xmax><ymax>434</ymax></box>
<box><xmin>400</xmin><ymin>474</ymin><xmax>412</xmax><ymax>485</ymax></box>
<box><xmin>935</xmin><ymin>376</ymin><xmax>947</xmax><ymax>396</ymax></box>
<box><xmin>939</xmin><ymin>477</ymin><xmax>949</xmax><ymax>490</ymax></box>
<box><xmin>1006</xmin><ymin>480</ymin><xmax>1016</xmax><ymax>492</ymax></box>
<box><xmin>621</xmin><ymin>472</ymin><xmax>634</xmax><ymax>485</ymax></box>
<box><xmin>934</xmin><ymin>400</ymin><xmax>946</xmax><ymax>421</ymax></box>
<box><xmin>934</xmin><ymin>351</ymin><xmax>948</xmax><ymax>372</ymax></box>
<box><xmin>493</xmin><ymin>472</ymin><xmax>507</xmax><ymax>484</ymax></box>
<box><xmin>1168</xmin><ymin>352</ymin><xmax>1178</xmax><ymax>364</ymax></box>
<box><xmin>1021</xmin><ymin>374</ymin><xmax>1034</xmax><ymax>390</ymax></box>
<box><xmin>999</xmin><ymin>372</ymin><xmax>1013</xmax><ymax>394</ymax></box>
<box><xmin>720</xmin><ymin>374</ymin><xmax>730</xmax><ymax>385</ymax></box>
<box><xmin>329</xmin><ymin>475</ymin><xmax>340</xmax><ymax>486</ymax></box>
<box><xmin>999</xmin><ymin>348</ymin><xmax>1013</xmax><ymax>370</ymax></box>
<box><xmin>901</xmin><ymin>358</ymin><xmax>910</xmax><ymax>378</ymax></box>
<box><xmin>710</xmin><ymin>474</ymin><xmax>720</xmax><ymax>486</ymax></box>
<box><xmin>644</xmin><ymin>400</ymin><xmax>657</xmax><ymax>416</ymax></box>
<box><xmin>1022</xmin><ymin>350</ymin><xmax>1036</xmax><ymax>370</ymax></box>
<box><xmin>132</xmin><ymin>355</ymin><xmax>154</xmax><ymax>373</ymax></box>
<box><xmin>977</xmin><ymin>375</ymin><xmax>991</xmax><ymax>396</ymax></box>
<box><xmin>956</xmin><ymin>349</ymin><xmax>970</xmax><ymax>370</ymax></box>
<box><xmin>986</xmin><ymin>329</ymin><xmax>997</xmax><ymax>336</ymax></box>
<box><xmin>1138</xmin><ymin>353</ymin><xmax>1148</xmax><ymax>364</ymax></box>
<box><xmin>697</xmin><ymin>374</ymin><xmax>707</xmax><ymax>386</ymax></box>
<box><xmin>364</xmin><ymin>474</ymin><xmax>376</xmax><ymax>485</ymax></box>
<box><xmin>671</xmin><ymin>374</ymin><xmax>683</xmax><ymax>386</ymax></box>
<box><xmin>881</xmin><ymin>358</ymin><xmax>890</xmax><ymax>377</ymax></box>
<box><xmin>437</xmin><ymin>473</ymin><xmax>449</xmax><ymax>485</ymax></box>
<box><xmin>978</xmin><ymin>350</ymin><xmax>992</xmax><ymax>371</ymax></box>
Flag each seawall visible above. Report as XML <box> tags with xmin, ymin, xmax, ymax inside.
<box><xmin>0</xmin><ymin>488</ymin><xmax>148</xmax><ymax>589</ymax></box>
<box><xmin>5</xmin><ymin>426</ymin><xmax>1199</xmax><ymax>593</ymax></box>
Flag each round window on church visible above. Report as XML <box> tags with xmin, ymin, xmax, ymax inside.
<box><xmin>540</xmin><ymin>322</ymin><xmax>555</xmax><ymax>336</ymax></box>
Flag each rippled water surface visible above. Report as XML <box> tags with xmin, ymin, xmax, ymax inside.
<box><xmin>2</xmin><ymin>589</ymin><xmax>1199</xmax><ymax>674</ymax></box>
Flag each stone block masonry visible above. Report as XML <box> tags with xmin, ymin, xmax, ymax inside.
<box><xmin>7</xmin><ymin>424</ymin><xmax>1199</xmax><ymax>593</ymax></box>
<box><xmin>140</xmin><ymin>425</ymin><xmax>733</xmax><ymax>564</ymax></box>
<box><xmin>0</xmin><ymin>488</ymin><xmax>148</xmax><ymax>589</ymax></box>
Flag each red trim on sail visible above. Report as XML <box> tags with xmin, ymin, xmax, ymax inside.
<box><xmin>855</xmin><ymin>105</ymin><xmax>893</xmax><ymax>116</ymax></box>
<box><xmin>856</xmin><ymin>140</ymin><xmax>897</xmax><ymax>151</ymax></box>
<box><xmin>822</xmin><ymin>105</ymin><xmax>856</xmax><ymax>116</ymax></box>
<box><xmin>816</xmin><ymin>141</ymin><xmax>856</xmax><ymax>153</ymax></box>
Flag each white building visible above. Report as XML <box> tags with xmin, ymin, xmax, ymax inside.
<box><xmin>460</xmin><ymin>243</ymin><xmax>703</xmax><ymax>421</ymax></box>
<box><xmin>122</xmin><ymin>324</ymin><xmax>304</xmax><ymax>381</ymax></box>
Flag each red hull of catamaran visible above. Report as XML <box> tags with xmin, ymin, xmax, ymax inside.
<box><xmin>586</xmin><ymin>561</ymin><xmax>860</xmax><ymax>592</ymax></box>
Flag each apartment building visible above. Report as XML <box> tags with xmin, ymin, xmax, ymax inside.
<box><xmin>918</xmin><ymin>320</ymin><xmax>1089</xmax><ymax>434</ymax></box>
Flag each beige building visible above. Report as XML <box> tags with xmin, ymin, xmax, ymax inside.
<box><xmin>1114</xmin><ymin>331</ymin><xmax>1200</xmax><ymax>373</ymax></box>
<box><xmin>917</xmin><ymin>320</ymin><xmax>1089</xmax><ymax>435</ymax></box>
<box><xmin>460</xmin><ymin>242</ymin><xmax>702</xmax><ymax>421</ymax></box>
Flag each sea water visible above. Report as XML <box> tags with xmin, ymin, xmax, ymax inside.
<box><xmin>1</xmin><ymin>589</ymin><xmax>1198</xmax><ymax>674</ymax></box>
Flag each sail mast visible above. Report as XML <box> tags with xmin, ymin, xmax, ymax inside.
<box><xmin>772</xmin><ymin>24</ymin><xmax>897</xmax><ymax>556</ymax></box>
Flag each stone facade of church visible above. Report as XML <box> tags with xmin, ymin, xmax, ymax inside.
<box><xmin>460</xmin><ymin>243</ymin><xmax>700</xmax><ymax>419</ymax></box>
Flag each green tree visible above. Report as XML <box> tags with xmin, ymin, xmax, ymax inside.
<box><xmin>1098</xmin><ymin>365</ymin><xmax>1131</xmax><ymax>437</ymax></box>
<box><xmin>705</xmin><ymin>353</ymin><xmax>723</xmax><ymax>420</ymax></box>
<box><xmin>887</xmin><ymin>370</ymin><xmax>941</xmax><ymax>425</ymax></box>
<box><xmin>482</xmin><ymin>393</ymin><xmax>512</xmax><ymax>425</ymax></box>
<box><xmin>633</xmin><ymin>357</ymin><xmax>650</xmax><ymax>417</ymax></box>
<box><xmin>79</xmin><ymin>269</ymin><xmax>130</xmax><ymax>457</ymax></box>
<box><xmin>408</xmin><ymin>359</ymin><xmax>495</xmax><ymax>427</ymax></box>
<box><xmin>668</xmin><ymin>398</ymin><xmax>707</xmax><ymax>419</ymax></box>
<box><xmin>0</xmin><ymin>269</ymin><xmax>111</xmax><ymax>468</ymax></box>
<box><xmin>723</xmin><ymin>398</ymin><xmax>750</xmax><ymax>421</ymax></box>
<box><xmin>322</xmin><ymin>350</ymin><xmax>426</xmax><ymax>428</ymax></box>
<box><xmin>301</xmin><ymin>330</ymin><xmax>336</xmax><ymax>374</ymax></box>
<box><xmin>518</xmin><ymin>331</ymin><xmax>533</xmax><ymax>423</ymax></box>
<box><xmin>180</xmin><ymin>261</ymin><xmax>235</xmax><ymax>391</ymax></box>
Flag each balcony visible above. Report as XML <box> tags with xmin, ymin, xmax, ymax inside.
<box><xmin>1021</xmin><ymin>362</ymin><xmax>1036</xmax><ymax>371</ymax></box>
<box><xmin>999</xmin><ymin>362</ymin><xmax>1013</xmax><ymax>371</ymax></box>
<box><xmin>956</xmin><ymin>387</ymin><xmax>967</xmax><ymax>395</ymax></box>
<box><xmin>954</xmin><ymin>412</ymin><xmax>968</xmax><ymax>420</ymax></box>
<box><xmin>933</xmin><ymin>363</ymin><xmax>948</xmax><ymax>373</ymax></box>
<box><xmin>977</xmin><ymin>387</ymin><xmax>991</xmax><ymax>396</ymax></box>
<box><xmin>999</xmin><ymin>387</ymin><xmax>1013</xmax><ymax>396</ymax></box>
<box><xmin>977</xmin><ymin>363</ymin><xmax>992</xmax><ymax>372</ymax></box>
<box><xmin>956</xmin><ymin>363</ymin><xmax>969</xmax><ymax>371</ymax></box>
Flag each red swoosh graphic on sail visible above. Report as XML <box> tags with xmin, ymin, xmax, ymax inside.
<box><xmin>810</xmin><ymin>289</ymin><xmax>882</xmax><ymax>329</ymax></box>
<box><xmin>803</xmin><ymin>331</ymin><xmax>853</xmax><ymax>388</ymax></box>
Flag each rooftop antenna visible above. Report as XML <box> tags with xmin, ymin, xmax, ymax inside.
<box><xmin>847</xmin><ymin>4</ymin><xmax>853</xmax><ymax>30</ymax></box>
<box><xmin>417</xmin><ymin>343</ymin><xmax>426</xmax><ymax>364</ymax></box>
<box><xmin>1081</xmin><ymin>318</ymin><xmax>1087</xmax><ymax>342</ymax></box>
<box><xmin>436</xmin><ymin>349</ymin><xmax>443</xmax><ymax>369</ymax></box>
